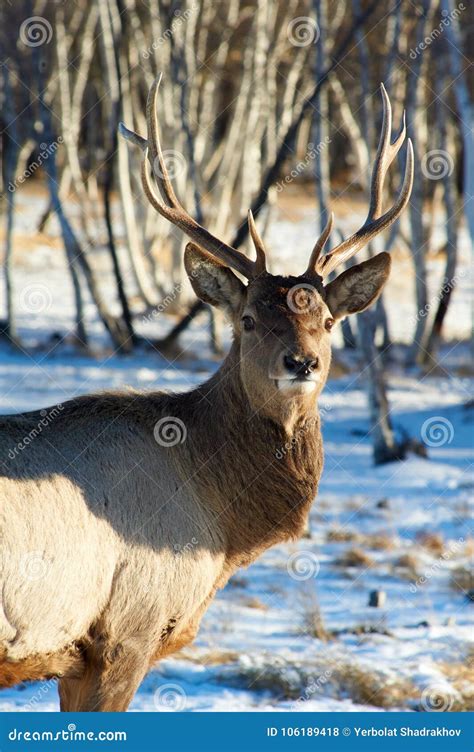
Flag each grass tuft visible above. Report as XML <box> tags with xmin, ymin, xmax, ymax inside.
<box><xmin>335</xmin><ymin>548</ymin><xmax>375</xmax><ymax>568</ymax></box>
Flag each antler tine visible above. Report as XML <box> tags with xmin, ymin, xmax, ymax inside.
<box><xmin>305</xmin><ymin>212</ymin><xmax>333</xmax><ymax>276</ymax></box>
<box><xmin>146</xmin><ymin>73</ymin><xmax>179</xmax><ymax>209</ymax></box>
<box><xmin>140</xmin><ymin>150</ymin><xmax>254</xmax><ymax>278</ymax></box>
<box><xmin>315</xmin><ymin>85</ymin><xmax>414</xmax><ymax>278</ymax></box>
<box><xmin>368</xmin><ymin>83</ymin><xmax>407</xmax><ymax>220</ymax></box>
<box><xmin>120</xmin><ymin>75</ymin><xmax>257</xmax><ymax>280</ymax></box>
<box><xmin>247</xmin><ymin>210</ymin><xmax>267</xmax><ymax>275</ymax></box>
<box><xmin>118</xmin><ymin>122</ymin><xmax>147</xmax><ymax>151</ymax></box>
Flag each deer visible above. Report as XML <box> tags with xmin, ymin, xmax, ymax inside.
<box><xmin>0</xmin><ymin>77</ymin><xmax>413</xmax><ymax>711</ymax></box>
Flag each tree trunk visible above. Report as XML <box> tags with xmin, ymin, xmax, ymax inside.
<box><xmin>440</xmin><ymin>0</ymin><xmax>474</xmax><ymax>245</ymax></box>
<box><xmin>358</xmin><ymin>311</ymin><xmax>404</xmax><ymax>464</ymax></box>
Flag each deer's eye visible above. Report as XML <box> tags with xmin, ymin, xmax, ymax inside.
<box><xmin>325</xmin><ymin>317</ymin><xmax>335</xmax><ymax>332</ymax></box>
<box><xmin>242</xmin><ymin>315</ymin><xmax>256</xmax><ymax>332</ymax></box>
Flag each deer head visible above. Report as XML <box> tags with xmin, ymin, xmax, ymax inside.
<box><xmin>120</xmin><ymin>77</ymin><xmax>413</xmax><ymax>419</ymax></box>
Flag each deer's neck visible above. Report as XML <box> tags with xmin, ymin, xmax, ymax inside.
<box><xmin>171</xmin><ymin>342</ymin><xmax>323</xmax><ymax>568</ymax></box>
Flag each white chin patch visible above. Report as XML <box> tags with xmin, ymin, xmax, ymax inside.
<box><xmin>276</xmin><ymin>379</ymin><xmax>317</xmax><ymax>393</ymax></box>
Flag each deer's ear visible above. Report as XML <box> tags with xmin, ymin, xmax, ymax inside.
<box><xmin>324</xmin><ymin>252</ymin><xmax>391</xmax><ymax>319</ymax></box>
<box><xmin>184</xmin><ymin>243</ymin><xmax>245</xmax><ymax>314</ymax></box>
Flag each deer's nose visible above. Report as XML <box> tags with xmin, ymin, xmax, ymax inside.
<box><xmin>284</xmin><ymin>354</ymin><xmax>319</xmax><ymax>377</ymax></box>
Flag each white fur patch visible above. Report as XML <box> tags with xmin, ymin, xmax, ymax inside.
<box><xmin>276</xmin><ymin>379</ymin><xmax>317</xmax><ymax>393</ymax></box>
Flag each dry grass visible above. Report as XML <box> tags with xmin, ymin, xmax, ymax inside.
<box><xmin>241</xmin><ymin>596</ymin><xmax>269</xmax><ymax>611</ymax></box>
<box><xmin>349</xmin><ymin>624</ymin><xmax>393</xmax><ymax>637</ymax></box>
<box><xmin>438</xmin><ymin>651</ymin><xmax>474</xmax><ymax>711</ymax></box>
<box><xmin>335</xmin><ymin>548</ymin><xmax>375</xmax><ymax>568</ymax></box>
<box><xmin>464</xmin><ymin>537</ymin><xmax>474</xmax><ymax>557</ymax></box>
<box><xmin>362</xmin><ymin>534</ymin><xmax>396</xmax><ymax>551</ymax></box>
<box><xmin>222</xmin><ymin>661</ymin><xmax>304</xmax><ymax>700</ymax></box>
<box><xmin>394</xmin><ymin>553</ymin><xmax>419</xmax><ymax>580</ymax></box>
<box><xmin>335</xmin><ymin>665</ymin><xmax>418</xmax><ymax>709</ymax></box>
<box><xmin>298</xmin><ymin>589</ymin><xmax>331</xmax><ymax>641</ymax></box>
<box><xmin>218</xmin><ymin>655</ymin><xmax>426</xmax><ymax>711</ymax></box>
<box><xmin>195</xmin><ymin>650</ymin><xmax>240</xmax><ymax>666</ymax></box>
<box><xmin>450</xmin><ymin>566</ymin><xmax>474</xmax><ymax>593</ymax></box>
<box><xmin>416</xmin><ymin>532</ymin><xmax>445</xmax><ymax>556</ymax></box>
<box><xmin>327</xmin><ymin>528</ymin><xmax>358</xmax><ymax>543</ymax></box>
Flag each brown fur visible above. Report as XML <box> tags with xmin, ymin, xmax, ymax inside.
<box><xmin>0</xmin><ymin>647</ymin><xmax>84</xmax><ymax>688</ymax></box>
<box><xmin>0</xmin><ymin>247</ymin><xmax>390</xmax><ymax>711</ymax></box>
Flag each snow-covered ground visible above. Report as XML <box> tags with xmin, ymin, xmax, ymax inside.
<box><xmin>0</xmin><ymin>186</ymin><xmax>472</xmax><ymax>712</ymax></box>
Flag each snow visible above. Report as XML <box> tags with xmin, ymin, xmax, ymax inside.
<box><xmin>0</xmin><ymin>187</ymin><xmax>472</xmax><ymax>712</ymax></box>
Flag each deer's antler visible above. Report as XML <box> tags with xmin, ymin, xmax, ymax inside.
<box><xmin>119</xmin><ymin>74</ymin><xmax>266</xmax><ymax>280</ymax></box>
<box><xmin>306</xmin><ymin>84</ymin><xmax>414</xmax><ymax>279</ymax></box>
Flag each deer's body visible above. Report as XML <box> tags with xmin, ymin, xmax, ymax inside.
<box><xmin>0</xmin><ymin>79</ymin><xmax>412</xmax><ymax>710</ymax></box>
<box><xmin>0</xmin><ymin>340</ymin><xmax>322</xmax><ymax>709</ymax></box>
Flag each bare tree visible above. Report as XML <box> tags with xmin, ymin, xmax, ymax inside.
<box><xmin>422</xmin><ymin>45</ymin><xmax>460</xmax><ymax>362</ymax></box>
<box><xmin>1</xmin><ymin>0</ymin><xmax>466</xmax><ymax>365</ymax></box>
<box><xmin>404</xmin><ymin>0</ymin><xmax>438</xmax><ymax>364</ymax></box>
<box><xmin>440</xmin><ymin>0</ymin><xmax>474</xmax><ymax>245</ymax></box>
